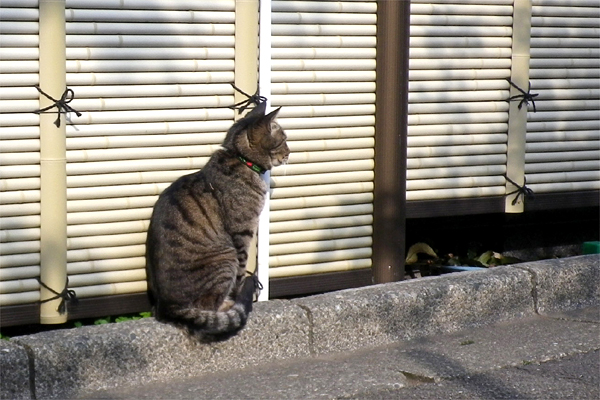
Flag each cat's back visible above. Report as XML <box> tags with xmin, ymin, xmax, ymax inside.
<box><xmin>149</xmin><ymin>149</ymin><xmax>265</xmax><ymax>234</ymax></box>
<box><xmin>151</xmin><ymin>167</ymin><xmax>209</xmax><ymax>221</ymax></box>
<box><xmin>153</xmin><ymin>150</ymin><xmax>229</xmax><ymax>207</ymax></box>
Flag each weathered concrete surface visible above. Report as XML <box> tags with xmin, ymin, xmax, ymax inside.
<box><xmin>351</xmin><ymin>351</ymin><xmax>600</xmax><ymax>400</ymax></box>
<box><xmin>12</xmin><ymin>300</ymin><xmax>309</xmax><ymax>399</ymax></box>
<box><xmin>0</xmin><ymin>340</ymin><xmax>31</xmax><ymax>400</ymax></box>
<box><xmin>81</xmin><ymin>307</ymin><xmax>600</xmax><ymax>400</ymax></box>
<box><xmin>545</xmin><ymin>305</ymin><xmax>600</xmax><ymax>323</ymax></box>
<box><xmin>515</xmin><ymin>254</ymin><xmax>600</xmax><ymax>314</ymax></box>
<box><xmin>2</xmin><ymin>255</ymin><xmax>598</xmax><ymax>399</ymax></box>
<box><xmin>293</xmin><ymin>266</ymin><xmax>535</xmax><ymax>354</ymax></box>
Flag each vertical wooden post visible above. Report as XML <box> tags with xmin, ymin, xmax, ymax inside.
<box><xmin>234</xmin><ymin>0</ymin><xmax>259</xmax><ymax>110</ymax></box>
<box><xmin>39</xmin><ymin>0</ymin><xmax>68</xmax><ymax>323</ymax></box>
<box><xmin>505</xmin><ymin>0</ymin><xmax>532</xmax><ymax>213</ymax></box>
<box><xmin>372</xmin><ymin>0</ymin><xmax>411</xmax><ymax>283</ymax></box>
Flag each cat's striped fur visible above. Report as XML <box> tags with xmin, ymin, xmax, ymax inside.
<box><xmin>145</xmin><ymin>103</ymin><xmax>289</xmax><ymax>338</ymax></box>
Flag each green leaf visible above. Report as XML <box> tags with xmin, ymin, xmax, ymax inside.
<box><xmin>477</xmin><ymin>250</ymin><xmax>494</xmax><ymax>266</ymax></box>
<box><xmin>405</xmin><ymin>243</ymin><xmax>438</xmax><ymax>264</ymax></box>
<box><xmin>500</xmin><ymin>255</ymin><xmax>521</xmax><ymax>265</ymax></box>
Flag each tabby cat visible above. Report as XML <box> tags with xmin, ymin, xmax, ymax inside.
<box><xmin>145</xmin><ymin>102</ymin><xmax>289</xmax><ymax>339</ymax></box>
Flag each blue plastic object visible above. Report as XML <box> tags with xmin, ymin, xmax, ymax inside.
<box><xmin>441</xmin><ymin>266</ymin><xmax>486</xmax><ymax>273</ymax></box>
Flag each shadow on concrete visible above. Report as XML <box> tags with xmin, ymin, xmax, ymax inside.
<box><xmin>402</xmin><ymin>347</ymin><xmax>528</xmax><ymax>400</ymax></box>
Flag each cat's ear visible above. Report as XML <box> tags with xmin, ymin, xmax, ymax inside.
<box><xmin>262</xmin><ymin>107</ymin><xmax>281</xmax><ymax>136</ymax></box>
<box><xmin>248</xmin><ymin>105</ymin><xmax>281</xmax><ymax>145</ymax></box>
<box><xmin>263</xmin><ymin>107</ymin><xmax>281</xmax><ymax>133</ymax></box>
<box><xmin>264</xmin><ymin>107</ymin><xmax>281</xmax><ymax>122</ymax></box>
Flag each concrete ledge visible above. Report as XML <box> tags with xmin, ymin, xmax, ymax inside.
<box><xmin>0</xmin><ymin>340</ymin><xmax>31</xmax><ymax>400</ymax></box>
<box><xmin>13</xmin><ymin>300</ymin><xmax>309</xmax><ymax>399</ymax></box>
<box><xmin>3</xmin><ymin>255</ymin><xmax>599</xmax><ymax>399</ymax></box>
<box><xmin>515</xmin><ymin>255</ymin><xmax>599</xmax><ymax>314</ymax></box>
<box><xmin>294</xmin><ymin>266</ymin><xmax>535</xmax><ymax>355</ymax></box>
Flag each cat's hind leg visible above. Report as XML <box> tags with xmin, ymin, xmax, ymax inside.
<box><xmin>194</xmin><ymin>275</ymin><xmax>259</xmax><ymax>342</ymax></box>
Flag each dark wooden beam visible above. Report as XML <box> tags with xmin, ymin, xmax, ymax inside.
<box><xmin>406</xmin><ymin>191</ymin><xmax>599</xmax><ymax>219</ymax></box>
<box><xmin>372</xmin><ymin>0</ymin><xmax>411</xmax><ymax>283</ymax></box>
<box><xmin>0</xmin><ymin>294</ymin><xmax>151</xmax><ymax>328</ymax></box>
<box><xmin>407</xmin><ymin>197</ymin><xmax>506</xmax><ymax>218</ymax></box>
<box><xmin>0</xmin><ymin>304</ymin><xmax>39</xmax><ymax>327</ymax></box>
<box><xmin>67</xmin><ymin>293</ymin><xmax>151</xmax><ymax>321</ymax></box>
<box><xmin>269</xmin><ymin>269</ymin><xmax>373</xmax><ymax>298</ymax></box>
<box><xmin>524</xmin><ymin>190</ymin><xmax>599</xmax><ymax>211</ymax></box>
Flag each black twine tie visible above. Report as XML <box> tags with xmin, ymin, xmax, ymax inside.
<box><xmin>34</xmin><ymin>85</ymin><xmax>82</xmax><ymax>127</ymax></box>
<box><xmin>37</xmin><ymin>277</ymin><xmax>78</xmax><ymax>315</ymax></box>
<box><xmin>246</xmin><ymin>270</ymin><xmax>264</xmax><ymax>302</ymax></box>
<box><xmin>506</xmin><ymin>78</ymin><xmax>539</xmax><ymax>113</ymax></box>
<box><xmin>504</xmin><ymin>174</ymin><xmax>535</xmax><ymax>206</ymax></box>
<box><xmin>228</xmin><ymin>83</ymin><xmax>267</xmax><ymax>114</ymax></box>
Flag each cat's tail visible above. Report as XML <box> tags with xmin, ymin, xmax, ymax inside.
<box><xmin>163</xmin><ymin>275</ymin><xmax>258</xmax><ymax>335</ymax></box>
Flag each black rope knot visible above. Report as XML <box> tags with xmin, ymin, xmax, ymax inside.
<box><xmin>228</xmin><ymin>83</ymin><xmax>267</xmax><ymax>114</ymax></box>
<box><xmin>504</xmin><ymin>174</ymin><xmax>535</xmax><ymax>206</ymax></box>
<box><xmin>37</xmin><ymin>277</ymin><xmax>78</xmax><ymax>315</ymax></box>
<box><xmin>506</xmin><ymin>78</ymin><xmax>539</xmax><ymax>113</ymax></box>
<box><xmin>34</xmin><ymin>85</ymin><xmax>82</xmax><ymax>127</ymax></box>
<box><xmin>246</xmin><ymin>270</ymin><xmax>264</xmax><ymax>302</ymax></box>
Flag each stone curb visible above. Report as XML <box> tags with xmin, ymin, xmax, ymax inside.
<box><xmin>513</xmin><ymin>256</ymin><xmax>600</xmax><ymax>314</ymax></box>
<box><xmin>2</xmin><ymin>255</ymin><xmax>598</xmax><ymax>399</ymax></box>
<box><xmin>0</xmin><ymin>339</ymin><xmax>31</xmax><ymax>400</ymax></box>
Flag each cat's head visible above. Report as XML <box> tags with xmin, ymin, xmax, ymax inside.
<box><xmin>223</xmin><ymin>103</ymin><xmax>290</xmax><ymax>171</ymax></box>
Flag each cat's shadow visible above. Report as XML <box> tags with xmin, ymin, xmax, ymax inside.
<box><xmin>195</xmin><ymin>329</ymin><xmax>242</xmax><ymax>343</ymax></box>
<box><xmin>158</xmin><ymin>318</ymin><xmax>244</xmax><ymax>343</ymax></box>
